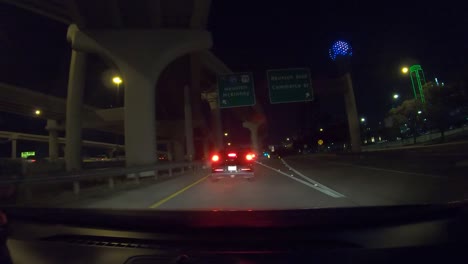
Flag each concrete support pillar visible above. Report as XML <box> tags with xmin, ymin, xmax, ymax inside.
<box><xmin>173</xmin><ymin>141</ymin><xmax>185</xmax><ymax>161</ymax></box>
<box><xmin>124</xmin><ymin>74</ymin><xmax>156</xmax><ymax>166</ymax></box>
<box><xmin>65</xmin><ymin>50</ymin><xmax>86</xmax><ymax>171</ymax></box>
<box><xmin>162</xmin><ymin>142</ymin><xmax>173</xmax><ymax>161</ymax></box>
<box><xmin>66</xmin><ymin>24</ymin><xmax>212</xmax><ymax>167</ymax></box>
<box><xmin>212</xmin><ymin>106</ymin><xmax>223</xmax><ymax>150</ymax></box>
<box><xmin>189</xmin><ymin>54</ymin><xmax>203</xmax><ymax>120</ymax></box>
<box><xmin>203</xmin><ymin>139</ymin><xmax>210</xmax><ymax>161</ymax></box>
<box><xmin>203</xmin><ymin>91</ymin><xmax>222</xmax><ymax>151</ymax></box>
<box><xmin>189</xmin><ymin>54</ymin><xmax>205</xmax><ymax>160</ymax></box>
<box><xmin>108</xmin><ymin>148</ymin><xmax>115</xmax><ymax>159</ymax></box>
<box><xmin>343</xmin><ymin>73</ymin><xmax>362</xmax><ymax>153</ymax></box>
<box><xmin>46</xmin><ymin>120</ymin><xmax>59</xmax><ymax>162</ymax></box>
<box><xmin>243</xmin><ymin>121</ymin><xmax>261</xmax><ymax>153</ymax></box>
<box><xmin>49</xmin><ymin>130</ymin><xmax>59</xmax><ymax>161</ymax></box>
<box><xmin>184</xmin><ymin>85</ymin><xmax>195</xmax><ymax>161</ymax></box>
<box><xmin>11</xmin><ymin>138</ymin><xmax>17</xmax><ymax>159</ymax></box>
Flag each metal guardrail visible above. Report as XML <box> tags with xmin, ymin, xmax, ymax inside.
<box><xmin>0</xmin><ymin>161</ymin><xmax>202</xmax><ymax>198</ymax></box>
<box><xmin>0</xmin><ymin>130</ymin><xmax>124</xmax><ymax>149</ymax></box>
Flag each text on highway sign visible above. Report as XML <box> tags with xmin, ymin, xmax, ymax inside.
<box><xmin>217</xmin><ymin>72</ymin><xmax>256</xmax><ymax>108</ymax></box>
<box><xmin>267</xmin><ymin>68</ymin><xmax>313</xmax><ymax>104</ymax></box>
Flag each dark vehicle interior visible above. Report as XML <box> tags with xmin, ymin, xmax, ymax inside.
<box><xmin>2</xmin><ymin>203</ymin><xmax>468</xmax><ymax>263</ymax></box>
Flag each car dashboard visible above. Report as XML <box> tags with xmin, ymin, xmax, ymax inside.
<box><xmin>2</xmin><ymin>204</ymin><xmax>468</xmax><ymax>263</ymax></box>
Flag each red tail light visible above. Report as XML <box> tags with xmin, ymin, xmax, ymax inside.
<box><xmin>227</xmin><ymin>153</ymin><xmax>237</xmax><ymax>157</ymax></box>
<box><xmin>246</xmin><ymin>154</ymin><xmax>254</xmax><ymax>161</ymax></box>
<box><xmin>211</xmin><ymin>155</ymin><xmax>219</xmax><ymax>162</ymax></box>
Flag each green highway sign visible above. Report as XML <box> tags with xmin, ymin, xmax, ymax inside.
<box><xmin>21</xmin><ymin>151</ymin><xmax>35</xmax><ymax>158</ymax></box>
<box><xmin>267</xmin><ymin>68</ymin><xmax>313</xmax><ymax>104</ymax></box>
<box><xmin>217</xmin><ymin>72</ymin><xmax>255</xmax><ymax>108</ymax></box>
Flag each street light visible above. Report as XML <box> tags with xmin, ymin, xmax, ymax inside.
<box><xmin>360</xmin><ymin>117</ymin><xmax>366</xmax><ymax>123</ymax></box>
<box><xmin>401</xmin><ymin>67</ymin><xmax>409</xmax><ymax>74</ymax></box>
<box><xmin>319</xmin><ymin>128</ymin><xmax>324</xmax><ymax>132</ymax></box>
<box><xmin>393</xmin><ymin>94</ymin><xmax>399</xmax><ymax>99</ymax></box>
<box><xmin>286</xmin><ymin>137</ymin><xmax>290</xmax><ymax>141</ymax></box>
<box><xmin>112</xmin><ymin>76</ymin><xmax>122</xmax><ymax>85</ymax></box>
<box><xmin>418</xmin><ymin>110</ymin><xmax>422</xmax><ymax>115</ymax></box>
<box><xmin>227</xmin><ymin>142</ymin><xmax>231</xmax><ymax>146</ymax></box>
<box><xmin>34</xmin><ymin>109</ymin><xmax>41</xmax><ymax>116</ymax></box>
<box><xmin>224</xmin><ymin>132</ymin><xmax>228</xmax><ymax>137</ymax></box>
<box><xmin>112</xmin><ymin>76</ymin><xmax>122</xmax><ymax>107</ymax></box>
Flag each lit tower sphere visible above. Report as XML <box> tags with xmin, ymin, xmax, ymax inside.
<box><xmin>329</xmin><ymin>40</ymin><xmax>353</xmax><ymax>61</ymax></box>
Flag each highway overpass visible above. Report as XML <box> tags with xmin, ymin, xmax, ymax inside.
<box><xmin>0</xmin><ymin>0</ymin><xmax>266</xmax><ymax>172</ymax></box>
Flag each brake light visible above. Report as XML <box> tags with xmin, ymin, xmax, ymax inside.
<box><xmin>211</xmin><ymin>155</ymin><xmax>219</xmax><ymax>162</ymax></box>
<box><xmin>246</xmin><ymin>154</ymin><xmax>253</xmax><ymax>161</ymax></box>
<box><xmin>228</xmin><ymin>153</ymin><xmax>237</xmax><ymax>157</ymax></box>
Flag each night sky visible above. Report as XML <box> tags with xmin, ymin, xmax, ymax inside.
<box><xmin>209</xmin><ymin>1</ymin><xmax>467</xmax><ymax>138</ymax></box>
<box><xmin>0</xmin><ymin>1</ymin><xmax>467</xmax><ymax>145</ymax></box>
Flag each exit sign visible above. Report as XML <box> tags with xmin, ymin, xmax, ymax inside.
<box><xmin>267</xmin><ymin>68</ymin><xmax>313</xmax><ymax>104</ymax></box>
<box><xmin>217</xmin><ymin>72</ymin><xmax>256</xmax><ymax>108</ymax></box>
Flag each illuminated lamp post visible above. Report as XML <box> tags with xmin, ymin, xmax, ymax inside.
<box><xmin>329</xmin><ymin>40</ymin><xmax>361</xmax><ymax>152</ymax></box>
<box><xmin>112</xmin><ymin>76</ymin><xmax>122</xmax><ymax>107</ymax></box>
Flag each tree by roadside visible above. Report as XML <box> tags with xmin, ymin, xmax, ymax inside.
<box><xmin>388</xmin><ymin>99</ymin><xmax>423</xmax><ymax>143</ymax></box>
<box><xmin>387</xmin><ymin>81</ymin><xmax>466</xmax><ymax>143</ymax></box>
<box><xmin>423</xmin><ymin>82</ymin><xmax>466</xmax><ymax>141</ymax></box>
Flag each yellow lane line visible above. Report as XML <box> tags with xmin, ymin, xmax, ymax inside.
<box><xmin>148</xmin><ymin>175</ymin><xmax>209</xmax><ymax>208</ymax></box>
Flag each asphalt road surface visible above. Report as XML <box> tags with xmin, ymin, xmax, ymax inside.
<box><xmin>67</xmin><ymin>148</ymin><xmax>468</xmax><ymax>210</ymax></box>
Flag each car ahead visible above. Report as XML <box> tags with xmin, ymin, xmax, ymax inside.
<box><xmin>210</xmin><ymin>148</ymin><xmax>256</xmax><ymax>181</ymax></box>
<box><xmin>25</xmin><ymin>156</ymin><xmax>37</xmax><ymax>163</ymax></box>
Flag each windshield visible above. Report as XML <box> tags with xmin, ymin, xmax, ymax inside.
<box><xmin>0</xmin><ymin>1</ymin><xmax>467</xmax><ymax>211</ymax></box>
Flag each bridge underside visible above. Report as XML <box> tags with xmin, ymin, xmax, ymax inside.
<box><xmin>0</xmin><ymin>0</ymin><xmax>267</xmax><ymax>169</ymax></box>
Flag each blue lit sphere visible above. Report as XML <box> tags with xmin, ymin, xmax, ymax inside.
<box><xmin>329</xmin><ymin>40</ymin><xmax>353</xmax><ymax>61</ymax></box>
